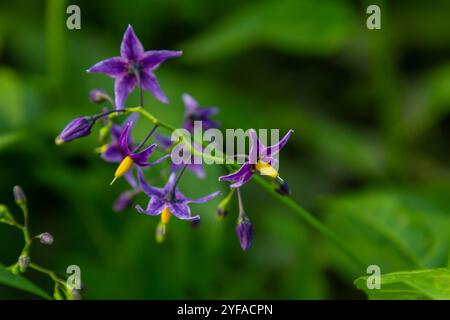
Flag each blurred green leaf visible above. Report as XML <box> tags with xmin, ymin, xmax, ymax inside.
<box><xmin>404</xmin><ymin>63</ymin><xmax>450</xmax><ymax>138</ymax></box>
<box><xmin>0</xmin><ymin>264</ymin><xmax>51</xmax><ymax>299</ymax></box>
<box><xmin>355</xmin><ymin>268</ymin><xmax>450</xmax><ymax>300</ymax></box>
<box><xmin>182</xmin><ymin>0</ymin><xmax>357</xmax><ymax>63</ymax></box>
<box><xmin>324</xmin><ymin>190</ymin><xmax>450</xmax><ymax>279</ymax></box>
<box><xmin>0</xmin><ymin>67</ymin><xmax>24</xmax><ymax>132</ymax></box>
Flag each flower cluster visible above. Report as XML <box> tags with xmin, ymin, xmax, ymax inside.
<box><xmin>56</xmin><ymin>25</ymin><xmax>293</xmax><ymax>251</ymax></box>
<box><xmin>1</xmin><ymin>186</ymin><xmax>81</xmax><ymax>300</ymax></box>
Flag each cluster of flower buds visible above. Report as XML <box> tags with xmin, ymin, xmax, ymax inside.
<box><xmin>1</xmin><ymin>186</ymin><xmax>78</xmax><ymax>299</ymax></box>
<box><xmin>56</xmin><ymin>24</ymin><xmax>294</xmax><ymax>251</ymax></box>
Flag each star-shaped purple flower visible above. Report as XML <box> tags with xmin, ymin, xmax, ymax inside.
<box><xmin>110</xmin><ymin>121</ymin><xmax>169</xmax><ymax>184</ymax></box>
<box><xmin>135</xmin><ymin>169</ymin><xmax>220</xmax><ymax>222</ymax></box>
<box><xmin>219</xmin><ymin>129</ymin><xmax>293</xmax><ymax>188</ymax></box>
<box><xmin>87</xmin><ymin>25</ymin><xmax>182</xmax><ymax>109</ymax></box>
<box><xmin>182</xmin><ymin>94</ymin><xmax>220</xmax><ymax>133</ymax></box>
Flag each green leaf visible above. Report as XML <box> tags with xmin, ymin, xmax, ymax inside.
<box><xmin>182</xmin><ymin>0</ymin><xmax>357</xmax><ymax>63</ymax></box>
<box><xmin>0</xmin><ymin>67</ymin><xmax>24</xmax><ymax>132</ymax></box>
<box><xmin>404</xmin><ymin>63</ymin><xmax>450</xmax><ymax>138</ymax></box>
<box><xmin>324</xmin><ymin>190</ymin><xmax>450</xmax><ymax>279</ymax></box>
<box><xmin>355</xmin><ymin>268</ymin><xmax>450</xmax><ymax>300</ymax></box>
<box><xmin>0</xmin><ymin>264</ymin><xmax>52</xmax><ymax>299</ymax></box>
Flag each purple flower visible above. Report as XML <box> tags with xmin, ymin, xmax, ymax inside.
<box><xmin>155</xmin><ymin>133</ymin><xmax>206</xmax><ymax>179</ymax></box>
<box><xmin>135</xmin><ymin>169</ymin><xmax>220</xmax><ymax>223</ymax></box>
<box><xmin>182</xmin><ymin>94</ymin><xmax>220</xmax><ymax>133</ymax></box>
<box><xmin>111</xmin><ymin>121</ymin><xmax>169</xmax><ymax>184</ymax></box>
<box><xmin>13</xmin><ymin>185</ymin><xmax>26</xmax><ymax>204</ymax></box>
<box><xmin>89</xmin><ymin>88</ymin><xmax>108</xmax><ymax>104</ymax></box>
<box><xmin>113</xmin><ymin>190</ymin><xmax>138</xmax><ymax>212</ymax></box>
<box><xmin>87</xmin><ymin>25</ymin><xmax>182</xmax><ymax>109</ymax></box>
<box><xmin>236</xmin><ymin>217</ymin><xmax>253</xmax><ymax>251</ymax></box>
<box><xmin>56</xmin><ymin>116</ymin><xmax>94</xmax><ymax>144</ymax></box>
<box><xmin>219</xmin><ymin>129</ymin><xmax>293</xmax><ymax>188</ymax></box>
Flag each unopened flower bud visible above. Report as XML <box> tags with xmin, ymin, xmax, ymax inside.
<box><xmin>236</xmin><ymin>216</ymin><xmax>253</xmax><ymax>251</ymax></box>
<box><xmin>275</xmin><ymin>180</ymin><xmax>290</xmax><ymax>196</ymax></box>
<box><xmin>55</xmin><ymin>116</ymin><xmax>94</xmax><ymax>145</ymax></box>
<box><xmin>18</xmin><ymin>255</ymin><xmax>30</xmax><ymax>272</ymax></box>
<box><xmin>89</xmin><ymin>88</ymin><xmax>109</xmax><ymax>104</ymax></box>
<box><xmin>113</xmin><ymin>191</ymin><xmax>136</xmax><ymax>212</ymax></box>
<box><xmin>13</xmin><ymin>185</ymin><xmax>26</xmax><ymax>205</ymax></box>
<box><xmin>39</xmin><ymin>232</ymin><xmax>54</xmax><ymax>245</ymax></box>
<box><xmin>155</xmin><ymin>222</ymin><xmax>166</xmax><ymax>243</ymax></box>
<box><xmin>190</xmin><ymin>217</ymin><xmax>201</xmax><ymax>228</ymax></box>
<box><xmin>0</xmin><ymin>205</ymin><xmax>14</xmax><ymax>224</ymax></box>
<box><xmin>216</xmin><ymin>189</ymin><xmax>235</xmax><ymax>220</ymax></box>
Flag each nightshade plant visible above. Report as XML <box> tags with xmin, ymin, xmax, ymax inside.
<box><xmin>0</xmin><ymin>186</ymin><xmax>80</xmax><ymax>300</ymax></box>
<box><xmin>55</xmin><ymin>24</ymin><xmax>366</xmax><ymax>268</ymax></box>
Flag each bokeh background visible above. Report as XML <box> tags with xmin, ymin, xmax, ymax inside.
<box><xmin>1</xmin><ymin>0</ymin><xmax>450</xmax><ymax>299</ymax></box>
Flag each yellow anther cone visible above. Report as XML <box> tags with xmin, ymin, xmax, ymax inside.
<box><xmin>161</xmin><ymin>207</ymin><xmax>172</xmax><ymax>224</ymax></box>
<box><xmin>255</xmin><ymin>160</ymin><xmax>278</xmax><ymax>178</ymax></box>
<box><xmin>110</xmin><ymin>156</ymin><xmax>134</xmax><ymax>185</ymax></box>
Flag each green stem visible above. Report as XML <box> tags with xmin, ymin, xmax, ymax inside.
<box><xmin>29</xmin><ymin>263</ymin><xmax>67</xmax><ymax>287</ymax></box>
<box><xmin>252</xmin><ymin>175</ymin><xmax>365</xmax><ymax>268</ymax></box>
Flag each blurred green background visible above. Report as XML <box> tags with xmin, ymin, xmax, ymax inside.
<box><xmin>1</xmin><ymin>0</ymin><xmax>450</xmax><ymax>299</ymax></box>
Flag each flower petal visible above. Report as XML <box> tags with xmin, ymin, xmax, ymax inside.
<box><xmin>120</xmin><ymin>25</ymin><xmax>144</xmax><ymax>61</ymax></box>
<box><xmin>266</xmin><ymin>129</ymin><xmax>293</xmax><ymax>156</ymax></box>
<box><xmin>168</xmin><ymin>202</ymin><xmax>197</xmax><ymax>220</ymax></box>
<box><xmin>135</xmin><ymin>198</ymin><xmax>165</xmax><ymax>216</ymax></box>
<box><xmin>101</xmin><ymin>143</ymin><xmax>123</xmax><ymax>163</ymax></box>
<box><xmin>140</xmin><ymin>50</ymin><xmax>183</xmax><ymax>70</ymax></box>
<box><xmin>188</xmin><ymin>191</ymin><xmax>221</xmax><ymax>204</ymax></box>
<box><xmin>140</xmin><ymin>71</ymin><xmax>169</xmax><ymax>104</ymax></box>
<box><xmin>182</xmin><ymin>93</ymin><xmax>198</xmax><ymax>113</ymax></box>
<box><xmin>144</xmin><ymin>153</ymin><xmax>171</xmax><ymax>166</ymax></box>
<box><xmin>187</xmin><ymin>164</ymin><xmax>206</xmax><ymax>179</ymax></box>
<box><xmin>130</xmin><ymin>144</ymin><xmax>157</xmax><ymax>166</ymax></box>
<box><xmin>86</xmin><ymin>57</ymin><xmax>127</xmax><ymax>77</ymax></box>
<box><xmin>229</xmin><ymin>171</ymin><xmax>254</xmax><ymax>188</ymax></box>
<box><xmin>137</xmin><ymin>169</ymin><xmax>164</xmax><ymax>198</ymax></box>
<box><xmin>114</xmin><ymin>74</ymin><xmax>136</xmax><ymax>109</ymax></box>
<box><xmin>119</xmin><ymin>122</ymin><xmax>133</xmax><ymax>156</ymax></box>
<box><xmin>163</xmin><ymin>172</ymin><xmax>178</xmax><ymax>194</ymax></box>
<box><xmin>249</xmin><ymin>129</ymin><xmax>263</xmax><ymax>164</ymax></box>
<box><xmin>218</xmin><ymin>163</ymin><xmax>252</xmax><ymax>182</ymax></box>
<box><xmin>124</xmin><ymin>170</ymin><xmax>138</xmax><ymax>189</ymax></box>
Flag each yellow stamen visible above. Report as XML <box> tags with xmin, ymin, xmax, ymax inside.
<box><xmin>161</xmin><ymin>207</ymin><xmax>172</xmax><ymax>224</ymax></box>
<box><xmin>255</xmin><ymin>160</ymin><xmax>279</xmax><ymax>178</ymax></box>
<box><xmin>110</xmin><ymin>156</ymin><xmax>134</xmax><ymax>185</ymax></box>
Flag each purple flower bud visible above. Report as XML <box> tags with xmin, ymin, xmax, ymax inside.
<box><xmin>55</xmin><ymin>116</ymin><xmax>94</xmax><ymax>145</ymax></box>
<box><xmin>216</xmin><ymin>207</ymin><xmax>228</xmax><ymax>220</ymax></box>
<box><xmin>190</xmin><ymin>217</ymin><xmax>201</xmax><ymax>228</ymax></box>
<box><xmin>113</xmin><ymin>191</ymin><xmax>136</xmax><ymax>212</ymax></box>
<box><xmin>18</xmin><ymin>255</ymin><xmax>29</xmax><ymax>271</ymax></box>
<box><xmin>13</xmin><ymin>185</ymin><xmax>26</xmax><ymax>204</ymax></box>
<box><xmin>275</xmin><ymin>180</ymin><xmax>290</xmax><ymax>196</ymax></box>
<box><xmin>236</xmin><ymin>217</ymin><xmax>253</xmax><ymax>251</ymax></box>
<box><xmin>39</xmin><ymin>232</ymin><xmax>54</xmax><ymax>245</ymax></box>
<box><xmin>89</xmin><ymin>88</ymin><xmax>108</xmax><ymax>104</ymax></box>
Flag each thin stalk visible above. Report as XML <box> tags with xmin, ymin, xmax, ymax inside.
<box><xmin>252</xmin><ymin>175</ymin><xmax>365</xmax><ymax>269</ymax></box>
<box><xmin>133</xmin><ymin>124</ymin><xmax>159</xmax><ymax>153</ymax></box>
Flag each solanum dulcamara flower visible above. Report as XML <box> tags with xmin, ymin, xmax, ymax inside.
<box><xmin>182</xmin><ymin>93</ymin><xmax>220</xmax><ymax>132</ymax></box>
<box><xmin>135</xmin><ymin>169</ymin><xmax>220</xmax><ymax>224</ymax></box>
<box><xmin>155</xmin><ymin>93</ymin><xmax>220</xmax><ymax>178</ymax></box>
<box><xmin>87</xmin><ymin>24</ymin><xmax>182</xmax><ymax>109</ymax></box>
<box><xmin>110</xmin><ymin>121</ymin><xmax>169</xmax><ymax>185</ymax></box>
<box><xmin>219</xmin><ymin>129</ymin><xmax>293</xmax><ymax>188</ymax></box>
